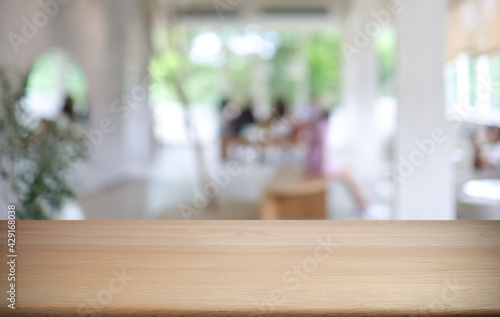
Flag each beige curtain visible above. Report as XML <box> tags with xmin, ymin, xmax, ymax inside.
<box><xmin>447</xmin><ymin>0</ymin><xmax>500</xmax><ymax>59</ymax></box>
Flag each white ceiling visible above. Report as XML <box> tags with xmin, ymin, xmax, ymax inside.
<box><xmin>153</xmin><ymin>0</ymin><xmax>353</xmax><ymax>29</ymax></box>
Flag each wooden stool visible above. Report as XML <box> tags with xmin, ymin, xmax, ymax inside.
<box><xmin>260</xmin><ymin>167</ymin><xmax>327</xmax><ymax>220</ymax></box>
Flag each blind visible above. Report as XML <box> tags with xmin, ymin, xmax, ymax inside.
<box><xmin>447</xmin><ymin>0</ymin><xmax>500</xmax><ymax>59</ymax></box>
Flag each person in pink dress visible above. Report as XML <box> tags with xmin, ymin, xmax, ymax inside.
<box><xmin>297</xmin><ymin>102</ymin><xmax>387</xmax><ymax>219</ymax></box>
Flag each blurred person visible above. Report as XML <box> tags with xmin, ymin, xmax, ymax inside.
<box><xmin>219</xmin><ymin>97</ymin><xmax>256</xmax><ymax>136</ymax></box>
<box><xmin>36</xmin><ymin>96</ymin><xmax>76</xmax><ymax>135</ymax></box>
<box><xmin>219</xmin><ymin>97</ymin><xmax>241</xmax><ymax>136</ymax></box>
<box><xmin>266</xmin><ymin>98</ymin><xmax>293</xmax><ymax>139</ymax></box>
<box><xmin>272</xmin><ymin>98</ymin><xmax>287</xmax><ymax>119</ymax></box>
<box><xmin>220</xmin><ymin>99</ymin><xmax>256</xmax><ymax>160</ymax></box>
<box><xmin>297</xmin><ymin>100</ymin><xmax>387</xmax><ymax>219</ymax></box>
<box><xmin>52</xmin><ymin>95</ymin><xmax>88</xmax><ymax>145</ymax></box>
<box><xmin>230</xmin><ymin>100</ymin><xmax>256</xmax><ymax>135</ymax></box>
<box><xmin>474</xmin><ymin>125</ymin><xmax>500</xmax><ymax>172</ymax></box>
<box><xmin>58</xmin><ymin>95</ymin><xmax>76</xmax><ymax>128</ymax></box>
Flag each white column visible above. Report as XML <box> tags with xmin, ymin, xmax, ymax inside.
<box><xmin>341</xmin><ymin>0</ymin><xmax>381</xmax><ymax>184</ymax></box>
<box><xmin>394</xmin><ymin>0</ymin><xmax>455</xmax><ymax>219</ymax></box>
<box><xmin>74</xmin><ymin>0</ymin><xmax>128</xmax><ymax>192</ymax></box>
<box><xmin>251</xmin><ymin>56</ymin><xmax>271</xmax><ymax>120</ymax></box>
<box><xmin>122</xmin><ymin>0</ymin><xmax>153</xmax><ymax>176</ymax></box>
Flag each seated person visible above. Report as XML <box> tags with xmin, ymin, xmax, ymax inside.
<box><xmin>219</xmin><ymin>99</ymin><xmax>256</xmax><ymax>159</ymax></box>
<box><xmin>296</xmin><ymin>101</ymin><xmax>388</xmax><ymax>219</ymax></box>
<box><xmin>231</xmin><ymin>101</ymin><xmax>255</xmax><ymax>135</ymax></box>
<box><xmin>219</xmin><ymin>97</ymin><xmax>240</xmax><ymax>136</ymax></box>
<box><xmin>220</xmin><ymin>98</ymin><xmax>255</xmax><ymax>136</ymax></box>
<box><xmin>474</xmin><ymin>125</ymin><xmax>500</xmax><ymax>176</ymax></box>
<box><xmin>272</xmin><ymin>98</ymin><xmax>287</xmax><ymax>119</ymax></box>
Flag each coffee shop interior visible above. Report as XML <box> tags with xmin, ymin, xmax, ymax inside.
<box><xmin>0</xmin><ymin>0</ymin><xmax>499</xmax><ymax>221</ymax></box>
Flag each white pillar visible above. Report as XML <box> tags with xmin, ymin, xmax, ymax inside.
<box><xmin>251</xmin><ymin>56</ymin><xmax>271</xmax><ymax>120</ymax></box>
<box><xmin>394</xmin><ymin>0</ymin><xmax>455</xmax><ymax>219</ymax></box>
<box><xmin>74</xmin><ymin>0</ymin><xmax>128</xmax><ymax>192</ymax></box>
<box><xmin>122</xmin><ymin>0</ymin><xmax>153</xmax><ymax>176</ymax></box>
<box><xmin>341</xmin><ymin>0</ymin><xmax>381</xmax><ymax>184</ymax></box>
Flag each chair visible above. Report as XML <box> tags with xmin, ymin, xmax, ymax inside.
<box><xmin>260</xmin><ymin>167</ymin><xmax>327</xmax><ymax>220</ymax></box>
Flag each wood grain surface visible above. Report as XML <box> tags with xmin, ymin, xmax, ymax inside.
<box><xmin>0</xmin><ymin>221</ymin><xmax>499</xmax><ymax>316</ymax></box>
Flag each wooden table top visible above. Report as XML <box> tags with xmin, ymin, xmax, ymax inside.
<box><xmin>1</xmin><ymin>221</ymin><xmax>499</xmax><ymax>316</ymax></box>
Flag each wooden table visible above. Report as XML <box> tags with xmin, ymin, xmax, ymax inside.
<box><xmin>1</xmin><ymin>221</ymin><xmax>499</xmax><ymax>316</ymax></box>
<box><xmin>221</xmin><ymin>135</ymin><xmax>298</xmax><ymax>160</ymax></box>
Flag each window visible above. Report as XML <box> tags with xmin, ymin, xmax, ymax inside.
<box><xmin>490</xmin><ymin>54</ymin><xmax>500</xmax><ymax>111</ymax></box>
<box><xmin>445</xmin><ymin>52</ymin><xmax>500</xmax><ymax>124</ymax></box>
<box><xmin>24</xmin><ymin>48</ymin><xmax>88</xmax><ymax>121</ymax></box>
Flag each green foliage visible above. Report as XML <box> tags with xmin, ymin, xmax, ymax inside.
<box><xmin>269</xmin><ymin>32</ymin><xmax>297</xmax><ymax>106</ymax></box>
<box><xmin>269</xmin><ymin>29</ymin><xmax>343</xmax><ymax>107</ymax></box>
<box><xmin>227</xmin><ymin>55</ymin><xmax>254</xmax><ymax>103</ymax></box>
<box><xmin>150</xmin><ymin>28</ymin><xmax>345</xmax><ymax>109</ymax></box>
<box><xmin>0</xmin><ymin>69</ymin><xmax>85</xmax><ymax>219</ymax></box>
<box><xmin>149</xmin><ymin>29</ymin><xmax>219</xmax><ymax>107</ymax></box>
<box><xmin>375</xmin><ymin>27</ymin><xmax>397</xmax><ymax>96</ymax></box>
<box><xmin>306</xmin><ymin>29</ymin><xmax>342</xmax><ymax>101</ymax></box>
<box><xmin>149</xmin><ymin>49</ymin><xmax>183</xmax><ymax>104</ymax></box>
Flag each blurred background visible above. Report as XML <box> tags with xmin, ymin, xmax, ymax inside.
<box><xmin>0</xmin><ymin>0</ymin><xmax>499</xmax><ymax>220</ymax></box>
